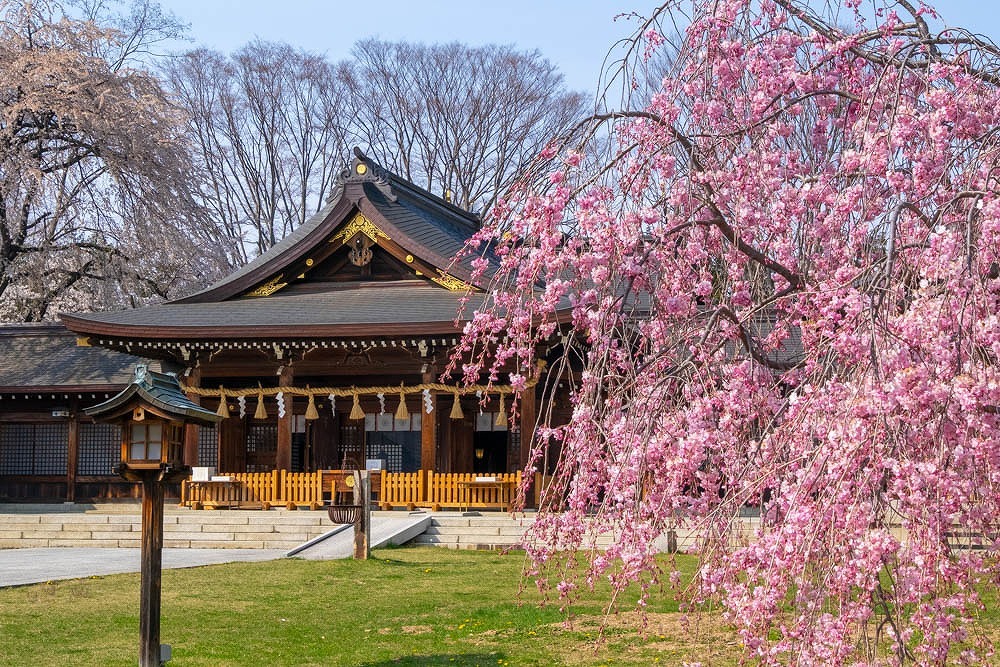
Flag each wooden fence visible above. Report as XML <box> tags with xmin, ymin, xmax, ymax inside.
<box><xmin>381</xmin><ymin>471</ymin><xmax>523</xmax><ymax>511</ymax></box>
<box><xmin>181</xmin><ymin>470</ymin><xmax>323</xmax><ymax>510</ymax></box>
<box><xmin>181</xmin><ymin>469</ymin><xmax>533</xmax><ymax>511</ymax></box>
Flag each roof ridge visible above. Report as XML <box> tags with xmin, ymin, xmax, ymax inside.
<box><xmin>351</xmin><ymin>148</ymin><xmax>481</xmax><ymax>230</ymax></box>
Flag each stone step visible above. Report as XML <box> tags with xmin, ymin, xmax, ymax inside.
<box><xmin>414</xmin><ymin>515</ymin><xmax>699</xmax><ymax>552</ymax></box>
<box><xmin>0</xmin><ymin>507</ymin><xmax>333</xmax><ymax>549</ymax></box>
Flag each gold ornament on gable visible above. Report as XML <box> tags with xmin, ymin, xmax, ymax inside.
<box><xmin>330</xmin><ymin>212</ymin><xmax>389</xmax><ymax>245</ymax></box>
<box><xmin>431</xmin><ymin>270</ymin><xmax>474</xmax><ymax>292</ymax></box>
<box><xmin>348</xmin><ymin>235</ymin><xmax>374</xmax><ymax>267</ymax></box>
<box><xmin>245</xmin><ymin>274</ymin><xmax>288</xmax><ymax>297</ymax></box>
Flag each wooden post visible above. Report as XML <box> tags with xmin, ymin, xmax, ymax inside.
<box><xmin>352</xmin><ymin>470</ymin><xmax>370</xmax><ymax>560</ymax></box>
<box><xmin>183</xmin><ymin>367</ymin><xmax>201</xmax><ymax>467</ymax></box>
<box><xmin>420</xmin><ymin>369</ymin><xmax>437</xmax><ymax>473</ymax></box>
<box><xmin>65</xmin><ymin>415</ymin><xmax>79</xmax><ymax>503</ymax></box>
<box><xmin>139</xmin><ymin>472</ymin><xmax>164</xmax><ymax>667</ymax></box>
<box><xmin>519</xmin><ymin>384</ymin><xmax>536</xmax><ymax>471</ymax></box>
<box><xmin>276</xmin><ymin>365</ymin><xmax>294</xmax><ymax>471</ymax></box>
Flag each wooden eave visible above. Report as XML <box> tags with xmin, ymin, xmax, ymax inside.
<box><xmin>0</xmin><ymin>384</ymin><xmax>126</xmax><ymax>394</ymax></box>
<box><xmin>58</xmin><ymin>315</ymin><xmax>467</xmax><ymax>341</ymax></box>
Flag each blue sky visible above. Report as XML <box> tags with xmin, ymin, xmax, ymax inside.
<box><xmin>157</xmin><ymin>1</ymin><xmax>643</xmax><ymax>93</ymax></box>
<box><xmin>157</xmin><ymin>1</ymin><xmax>1000</xmax><ymax>95</ymax></box>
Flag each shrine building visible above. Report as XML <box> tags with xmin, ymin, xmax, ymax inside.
<box><xmin>1</xmin><ymin>151</ymin><xmax>541</xmax><ymax>510</ymax></box>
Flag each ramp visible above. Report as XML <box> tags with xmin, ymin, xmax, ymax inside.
<box><xmin>286</xmin><ymin>512</ymin><xmax>432</xmax><ymax>559</ymax></box>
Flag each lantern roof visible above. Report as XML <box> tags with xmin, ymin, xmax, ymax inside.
<box><xmin>84</xmin><ymin>365</ymin><xmax>221</xmax><ymax>426</ymax></box>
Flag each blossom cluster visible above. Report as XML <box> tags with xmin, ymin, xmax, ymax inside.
<box><xmin>454</xmin><ymin>0</ymin><xmax>1000</xmax><ymax>663</ymax></box>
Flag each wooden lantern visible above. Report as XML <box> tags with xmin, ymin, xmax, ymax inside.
<box><xmin>122</xmin><ymin>409</ymin><xmax>184</xmax><ymax>472</ymax></box>
<box><xmin>85</xmin><ymin>365</ymin><xmax>221</xmax><ymax>667</ymax></box>
<box><xmin>86</xmin><ymin>365</ymin><xmax>220</xmax><ymax>483</ymax></box>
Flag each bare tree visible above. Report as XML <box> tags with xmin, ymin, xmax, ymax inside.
<box><xmin>345</xmin><ymin>40</ymin><xmax>586</xmax><ymax>213</ymax></box>
<box><xmin>0</xmin><ymin>0</ymin><xmax>227</xmax><ymax>321</ymax></box>
<box><xmin>163</xmin><ymin>41</ymin><xmax>351</xmax><ymax>259</ymax></box>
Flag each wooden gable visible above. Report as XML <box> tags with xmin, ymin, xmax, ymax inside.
<box><xmin>229</xmin><ymin>153</ymin><xmax>483</xmax><ymax>301</ymax></box>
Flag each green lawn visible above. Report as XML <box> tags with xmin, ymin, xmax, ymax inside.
<box><xmin>0</xmin><ymin>547</ymin><xmax>736</xmax><ymax>666</ymax></box>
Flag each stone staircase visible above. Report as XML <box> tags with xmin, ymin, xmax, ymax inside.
<box><xmin>410</xmin><ymin>513</ymin><xmax>536</xmax><ymax>550</ymax></box>
<box><xmin>0</xmin><ymin>504</ymin><xmax>332</xmax><ymax>550</ymax></box>
<box><xmin>410</xmin><ymin>513</ymin><xmax>706</xmax><ymax>552</ymax></box>
<box><xmin>0</xmin><ymin>505</ymin><xmax>707</xmax><ymax>553</ymax></box>
<box><xmin>0</xmin><ymin>505</ymin><xmax>542</xmax><ymax>552</ymax></box>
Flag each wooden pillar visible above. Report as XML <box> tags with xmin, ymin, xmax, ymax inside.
<box><xmin>420</xmin><ymin>369</ymin><xmax>437</xmax><ymax>472</ymax></box>
<box><xmin>519</xmin><ymin>384</ymin><xmax>536</xmax><ymax>471</ymax></box>
<box><xmin>139</xmin><ymin>474</ymin><xmax>164</xmax><ymax>667</ymax></box>
<box><xmin>65</xmin><ymin>412</ymin><xmax>79</xmax><ymax>503</ymax></box>
<box><xmin>277</xmin><ymin>365</ymin><xmax>294</xmax><ymax>471</ymax></box>
<box><xmin>519</xmin><ymin>384</ymin><xmax>538</xmax><ymax>508</ymax></box>
<box><xmin>182</xmin><ymin>367</ymin><xmax>202</xmax><ymax>467</ymax></box>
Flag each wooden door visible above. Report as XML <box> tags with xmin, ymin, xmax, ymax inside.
<box><xmin>218</xmin><ymin>418</ymin><xmax>246</xmax><ymax>473</ymax></box>
<box><xmin>310</xmin><ymin>413</ymin><xmax>339</xmax><ymax>470</ymax></box>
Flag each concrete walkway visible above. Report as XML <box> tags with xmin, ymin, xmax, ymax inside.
<box><xmin>0</xmin><ymin>512</ymin><xmax>435</xmax><ymax>587</ymax></box>
<box><xmin>0</xmin><ymin>547</ymin><xmax>287</xmax><ymax>588</ymax></box>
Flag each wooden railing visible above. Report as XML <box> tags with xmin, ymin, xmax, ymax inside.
<box><xmin>181</xmin><ymin>469</ymin><xmax>530</xmax><ymax>511</ymax></box>
<box><xmin>181</xmin><ymin>470</ymin><xmax>324</xmax><ymax>510</ymax></box>
<box><xmin>378</xmin><ymin>471</ymin><xmax>424</xmax><ymax>510</ymax></box>
<box><xmin>380</xmin><ymin>471</ymin><xmax>522</xmax><ymax>511</ymax></box>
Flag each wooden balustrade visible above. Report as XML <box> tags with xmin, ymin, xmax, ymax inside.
<box><xmin>181</xmin><ymin>469</ymin><xmax>526</xmax><ymax>511</ymax></box>
<box><xmin>181</xmin><ymin>470</ymin><xmax>323</xmax><ymax>510</ymax></box>
<box><xmin>280</xmin><ymin>470</ymin><xmax>323</xmax><ymax>510</ymax></box>
<box><xmin>380</xmin><ymin>471</ymin><xmax>522</xmax><ymax>511</ymax></box>
<box><xmin>379</xmin><ymin>471</ymin><xmax>425</xmax><ymax>510</ymax></box>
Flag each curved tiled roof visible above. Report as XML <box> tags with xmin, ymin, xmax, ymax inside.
<box><xmin>60</xmin><ymin>150</ymin><xmax>494</xmax><ymax>342</ymax></box>
<box><xmin>0</xmin><ymin>323</ymin><xmax>158</xmax><ymax>390</ymax></box>
<box><xmin>173</xmin><ymin>149</ymin><xmax>487</xmax><ymax>305</ymax></box>
<box><xmin>61</xmin><ymin>282</ymin><xmax>484</xmax><ymax>339</ymax></box>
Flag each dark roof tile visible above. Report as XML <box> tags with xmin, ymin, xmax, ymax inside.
<box><xmin>62</xmin><ymin>283</ymin><xmax>483</xmax><ymax>336</ymax></box>
<box><xmin>0</xmin><ymin>324</ymin><xmax>157</xmax><ymax>390</ymax></box>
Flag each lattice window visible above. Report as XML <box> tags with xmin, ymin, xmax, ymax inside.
<box><xmin>197</xmin><ymin>425</ymin><xmax>218</xmax><ymax>468</ymax></box>
<box><xmin>78</xmin><ymin>423</ymin><xmax>121</xmax><ymax>476</ymax></box>
<box><xmin>0</xmin><ymin>424</ymin><xmax>31</xmax><ymax>475</ymax></box>
<box><xmin>366</xmin><ymin>431</ymin><xmax>420</xmax><ymax>473</ymax></box>
<box><xmin>246</xmin><ymin>423</ymin><xmax>277</xmax><ymax>473</ymax></box>
<box><xmin>338</xmin><ymin>421</ymin><xmax>363</xmax><ymax>469</ymax></box>
<box><xmin>0</xmin><ymin>422</ymin><xmax>68</xmax><ymax>475</ymax></box>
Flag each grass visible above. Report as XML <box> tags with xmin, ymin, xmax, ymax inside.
<box><xmin>0</xmin><ymin>547</ymin><xmax>738</xmax><ymax>666</ymax></box>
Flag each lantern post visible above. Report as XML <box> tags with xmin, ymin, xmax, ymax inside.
<box><xmin>86</xmin><ymin>366</ymin><xmax>221</xmax><ymax>667</ymax></box>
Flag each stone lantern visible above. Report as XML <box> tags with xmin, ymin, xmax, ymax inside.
<box><xmin>86</xmin><ymin>365</ymin><xmax>220</xmax><ymax>666</ymax></box>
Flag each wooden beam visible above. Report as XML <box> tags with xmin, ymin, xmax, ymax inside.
<box><xmin>519</xmin><ymin>384</ymin><xmax>536</xmax><ymax>471</ymax></box>
<box><xmin>353</xmin><ymin>471</ymin><xmax>371</xmax><ymax>560</ymax></box>
<box><xmin>139</xmin><ymin>474</ymin><xmax>164</xmax><ymax>667</ymax></box>
<box><xmin>518</xmin><ymin>384</ymin><xmax>538</xmax><ymax>509</ymax></box>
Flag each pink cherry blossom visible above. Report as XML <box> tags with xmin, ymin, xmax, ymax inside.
<box><xmin>452</xmin><ymin>1</ymin><xmax>1000</xmax><ymax>663</ymax></box>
